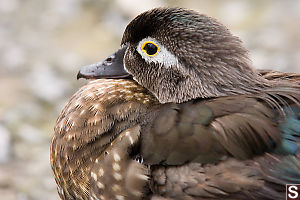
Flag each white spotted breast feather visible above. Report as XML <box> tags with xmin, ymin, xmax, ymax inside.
<box><xmin>50</xmin><ymin>79</ymin><xmax>158</xmax><ymax>200</ymax></box>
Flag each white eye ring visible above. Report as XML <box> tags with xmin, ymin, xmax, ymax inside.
<box><xmin>137</xmin><ymin>37</ymin><xmax>179</xmax><ymax>68</ymax></box>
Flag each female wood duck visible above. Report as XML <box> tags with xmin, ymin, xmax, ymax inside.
<box><xmin>50</xmin><ymin>8</ymin><xmax>300</xmax><ymax>200</ymax></box>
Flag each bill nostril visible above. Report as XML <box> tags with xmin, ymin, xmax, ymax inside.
<box><xmin>106</xmin><ymin>57</ymin><xmax>113</xmax><ymax>62</ymax></box>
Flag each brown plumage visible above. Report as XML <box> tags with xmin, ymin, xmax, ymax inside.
<box><xmin>51</xmin><ymin>8</ymin><xmax>300</xmax><ymax>200</ymax></box>
<box><xmin>51</xmin><ymin>79</ymin><xmax>158</xmax><ymax>200</ymax></box>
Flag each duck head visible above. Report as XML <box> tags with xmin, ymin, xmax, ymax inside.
<box><xmin>78</xmin><ymin>7</ymin><xmax>269</xmax><ymax>103</ymax></box>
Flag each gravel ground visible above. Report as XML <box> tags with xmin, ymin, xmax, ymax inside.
<box><xmin>0</xmin><ymin>0</ymin><xmax>299</xmax><ymax>199</ymax></box>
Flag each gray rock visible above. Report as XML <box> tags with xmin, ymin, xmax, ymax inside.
<box><xmin>0</xmin><ymin>125</ymin><xmax>11</xmax><ymax>164</ymax></box>
<box><xmin>26</xmin><ymin>63</ymin><xmax>70</xmax><ymax>102</ymax></box>
<box><xmin>16</xmin><ymin>124</ymin><xmax>44</xmax><ymax>144</ymax></box>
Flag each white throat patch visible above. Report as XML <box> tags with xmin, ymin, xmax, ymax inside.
<box><xmin>137</xmin><ymin>37</ymin><xmax>179</xmax><ymax>68</ymax></box>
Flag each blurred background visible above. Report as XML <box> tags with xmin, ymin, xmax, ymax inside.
<box><xmin>0</xmin><ymin>0</ymin><xmax>299</xmax><ymax>199</ymax></box>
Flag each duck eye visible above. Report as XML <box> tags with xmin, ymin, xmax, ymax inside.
<box><xmin>141</xmin><ymin>41</ymin><xmax>159</xmax><ymax>56</ymax></box>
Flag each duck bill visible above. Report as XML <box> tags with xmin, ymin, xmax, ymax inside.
<box><xmin>77</xmin><ymin>45</ymin><xmax>130</xmax><ymax>80</ymax></box>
